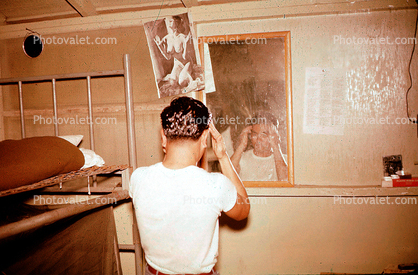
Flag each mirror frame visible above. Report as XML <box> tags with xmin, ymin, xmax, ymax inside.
<box><xmin>199</xmin><ymin>31</ymin><xmax>294</xmax><ymax>187</ymax></box>
<box><xmin>23</xmin><ymin>34</ymin><xmax>44</xmax><ymax>58</ymax></box>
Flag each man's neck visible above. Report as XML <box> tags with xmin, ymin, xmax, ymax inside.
<box><xmin>253</xmin><ymin>148</ymin><xmax>273</xmax><ymax>158</ymax></box>
<box><xmin>162</xmin><ymin>139</ymin><xmax>202</xmax><ymax>170</ymax></box>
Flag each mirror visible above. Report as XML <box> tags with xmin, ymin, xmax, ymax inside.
<box><xmin>200</xmin><ymin>32</ymin><xmax>294</xmax><ymax>187</ymax></box>
<box><xmin>23</xmin><ymin>34</ymin><xmax>43</xmax><ymax>58</ymax></box>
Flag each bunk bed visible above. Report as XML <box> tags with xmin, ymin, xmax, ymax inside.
<box><xmin>0</xmin><ymin>54</ymin><xmax>142</xmax><ymax>275</ymax></box>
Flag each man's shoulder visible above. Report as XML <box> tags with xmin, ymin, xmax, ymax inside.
<box><xmin>190</xmin><ymin>166</ymin><xmax>225</xmax><ymax>178</ymax></box>
<box><xmin>131</xmin><ymin>163</ymin><xmax>230</xmax><ymax>184</ymax></box>
<box><xmin>131</xmin><ymin>163</ymin><xmax>162</xmax><ymax>178</ymax></box>
<box><xmin>203</xmin><ymin>170</ymin><xmax>235</xmax><ymax>188</ymax></box>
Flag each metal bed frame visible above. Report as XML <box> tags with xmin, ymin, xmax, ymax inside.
<box><xmin>0</xmin><ymin>54</ymin><xmax>143</xmax><ymax>275</ymax></box>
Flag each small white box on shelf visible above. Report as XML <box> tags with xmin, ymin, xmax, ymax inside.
<box><xmin>382</xmin><ymin>177</ymin><xmax>393</xmax><ymax>187</ymax></box>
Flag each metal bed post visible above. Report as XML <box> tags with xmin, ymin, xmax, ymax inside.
<box><xmin>18</xmin><ymin>81</ymin><xmax>25</xmax><ymax>139</ymax></box>
<box><xmin>132</xmin><ymin>213</ymin><xmax>143</xmax><ymax>275</ymax></box>
<box><xmin>86</xmin><ymin>76</ymin><xmax>95</xmax><ymax>152</ymax></box>
<box><xmin>123</xmin><ymin>54</ymin><xmax>137</xmax><ymax>171</ymax></box>
<box><xmin>123</xmin><ymin>54</ymin><xmax>143</xmax><ymax>275</ymax></box>
<box><xmin>114</xmin><ymin>233</ymin><xmax>123</xmax><ymax>275</ymax></box>
<box><xmin>52</xmin><ymin>79</ymin><xmax>59</xmax><ymax>136</ymax></box>
<box><xmin>86</xmin><ymin>75</ymin><xmax>97</xmax><ymax>190</ymax></box>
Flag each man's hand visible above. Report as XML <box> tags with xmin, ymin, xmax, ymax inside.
<box><xmin>230</xmin><ymin>125</ymin><xmax>252</xmax><ymax>174</ymax></box>
<box><xmin>236</xmin><ymin>125</ymin><xmax>252</xmax><ymax>152</ymax></box>
<box><xmin>209</xmin><ymin>122</ymin><xmax>227</xmax><ymax>160</ymax></box>
<box><xmin>267</xmin><ymin>124</ymin><xmax>281</xmax><ymax>151</ymax></box>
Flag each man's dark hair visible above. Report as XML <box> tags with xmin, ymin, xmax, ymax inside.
<box><xmin>161</xmin><ymin>96</ymin><xmax>211</xmax><ymax>140</ymax></box>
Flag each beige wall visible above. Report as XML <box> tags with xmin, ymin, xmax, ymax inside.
<box><xmin>1</xmin><ymin>1</ymin><xmax>418</xmax><ymax>274</ymax></box>
<box><xmin>199</xmin><ymin>8</ymin><xmax>418</xmax><ymax>186</ymax></box>
<box><xmin>218</xmin><ymin>194</ymin><xmax>418</xmax><ymax>274</ymax></box>
<box><xmin>0</xmin><ymin>26</ymin><xmax>167</xmax><ymax>167</ymax></box>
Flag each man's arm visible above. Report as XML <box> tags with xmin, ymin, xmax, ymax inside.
<box><xmin>268</xmin><ymin>125</ymin><xmax>288</xmax><ymax>181</ymax></box>
<box><xmin>271</xmin><ymin>143</ymin><xmax>288</xmax><ymax>180</ymax></box>
<box><xmin>209</xmin><ymin>123</ymin><xmax>250</xmax><ymax>221</ymax></box>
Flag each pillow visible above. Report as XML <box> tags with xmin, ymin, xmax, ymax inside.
<box><xmin>79</xmin><ymin>148</ymin><xmax>105</xmax><ymax>169</ymax></box>
<box><xmin>58</xmin><ymin>135</ymin><xmax>83</xmax><ymax>147</ymax></box>
<box><xmin>0</xmin><ymin>136</ymin><xmax>85</xmax><ymax>191</ymax></box>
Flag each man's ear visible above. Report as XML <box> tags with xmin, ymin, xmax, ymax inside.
<box><xmin>161</xmin><ymin>129</ymin><xmax>167</xmax><ymax>153</ymax></box>
<box><xmin>200</xmin><ymin>129</ymin><xmax>209</xmax><ymax>149</ymax></box>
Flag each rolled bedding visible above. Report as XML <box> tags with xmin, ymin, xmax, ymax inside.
<box><xmin>0</xmin><ymin>136</ymin><xmax>85</xmax><ymax>192</ymax></box>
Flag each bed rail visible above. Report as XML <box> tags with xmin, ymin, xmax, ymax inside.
<box><xmin>0</xmin><ymin>189</ymin><xmax>130</xmax><ymax>240</ymax></box>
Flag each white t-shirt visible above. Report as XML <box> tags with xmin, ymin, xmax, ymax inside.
<box><xmin>239</xmin><ymin>149</ymin><xmax>278</xmax><ymax>181</ymax></box>
<box><xmin>129</xmin><ymin>162</ymin><xmax>237</xmax><ymax>274</ymax></box>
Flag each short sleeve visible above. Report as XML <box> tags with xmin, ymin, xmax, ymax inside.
<box><xmin>129</xmin><ymin>167</ymin><xmax>146</xmax><ymax>199</ymax></box>
<box><xmin>215</xmin><ymin>173</ymin><xmax>237</xmax><ymax>212</ymax></box>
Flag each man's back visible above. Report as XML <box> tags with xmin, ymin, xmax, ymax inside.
<box><xmin>129</xmin><ymin>96</ymin><xmax>249</xmax><ymax>275</ymax></box>
<box><xmin>130</xmin><ymin>162</ymin><xmax>236</xmax><ymax>274</ymax></box>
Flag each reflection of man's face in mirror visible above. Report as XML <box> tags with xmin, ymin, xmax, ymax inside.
<box><xmin>250</xmin><ymin>124</ymin><xmax>272</xmax><ymax>157</ymax></box>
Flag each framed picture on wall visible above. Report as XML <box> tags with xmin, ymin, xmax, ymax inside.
<box><xmin>199</xmin><ymin>32</ymin><xmax>294</xmax><ymax>187</ymax></box>
<box><xmin>143</xmin><ymin>13</ymin><xmax>205</xmax><ymax>98</ymax></box>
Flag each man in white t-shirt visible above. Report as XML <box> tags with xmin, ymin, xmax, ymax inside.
<box><xmin>129</xmin><ymin>96</ymin><xmax>250</xmax><ymax>275</ymax></box>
